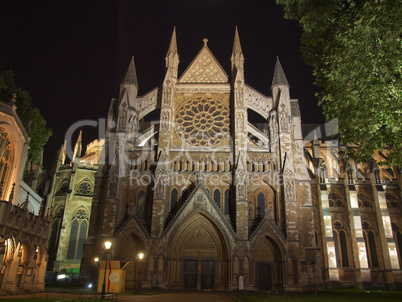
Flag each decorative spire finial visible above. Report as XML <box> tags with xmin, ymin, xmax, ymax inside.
<box><xmin>203</xmin><ymin>38</ymin><xmax>208</xmax><ymax>47</ymax></box>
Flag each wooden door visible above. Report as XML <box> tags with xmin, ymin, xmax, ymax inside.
<box><xmin>201</xmin><ymin>260</ymin><xmax>214</xmax><ymax>290</ymax></box>
<box><xmin>184</xmin><ymin>260</ymin><xmax>196</xmax><ymax>290</ymax></box>
<box><xmin>258</xmin><ymin>263</ymin><xmax>272</xmax><ymax>290</ymax></box>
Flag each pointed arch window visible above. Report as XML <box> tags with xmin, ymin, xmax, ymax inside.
<box><xmin>257</xmin><ymin>192</ymin><xmax>266</xmax><ymax>217</ymax></box>
<box><xmin>392</xmin><ymin>223</ymin><xmax>402</xmax><ymax>267</ymax></box>
<box><xmin>67</xmin><ymin>209</ymin><xmax>88</xmax><ymax>260</ymax></box>
<box><xmin>357</xmin><ymin>192</ymin><xmax>373</xmax><ymax>208</ymax></box>
<box><xmin>170</xmin><ymin>188</ymin><xmax>178</xmax><ymax>211</ymax></box>
<box><xmin>137</xmin><ymin>190</ymin><xmax>146</xmax><ymax>218</ymax></box>
<box><xmin>181</xmin><ymin>188</ymin><xmax>189</xmax><ymax>204</ymax></box>
<box><xmin>0</xmin><ymin>128</ymin><xmax>14</xmax><ymax>199</ymax></box>
<box><xmin>224</xmin><ymin>189</ymin><xmax>230</xmax><ymax>215</ymax></box>
<box><xmin>48</xmin><ymin>209</ymin><xmax>64</xmax><ymax>268</ymax></box>
<box><xmin>329</xmin><ymin>191</ymin><xmax>344</xmax><ymax>208</ymax></box>
<box><xmin>333</xmin><ymin>220</ymin><xmax>349</xmax><ymax>267</ymax></box>
<box><xmin>362</xmin><ymin>221</ymin><xmax>379</xmax><ymax>268</ymax></box>
<box><xmin>385</xmin><ymin>192</ymin><xmax>400</xmax><ymax>209</ymax></box>
<box><xmin>214</xmin><ymin>189</ymin><xmax>221</xmax><ymax>208</ymax></box>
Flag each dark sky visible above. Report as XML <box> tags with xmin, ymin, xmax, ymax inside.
<box><xmin>0</xmin><ymin>0</ymin><xmax>323</xmax><ymax>168</ymax></box>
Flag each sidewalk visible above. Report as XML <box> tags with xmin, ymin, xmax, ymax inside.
<box><xmin>0</xmin><ymin>291</ymin><xmax>237</xmax><ymax>301</ymax></box>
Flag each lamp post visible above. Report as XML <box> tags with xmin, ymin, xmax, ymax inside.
<box><xmin>137</xmin><ymin>252</ymin><xmax>144</xmax><ymax>294</ymax></box>
<box><xmin>101</xmin><ymin>241</ymin><xmax>112</xmax><ymax>300</ymax></box>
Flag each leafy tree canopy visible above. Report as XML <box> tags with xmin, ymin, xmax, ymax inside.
<box><xmin>276</xmin><ymin>0</ymin><xmax>401</xmax><ymax>167</ymax></box>
<box><xmin>0</xmin><ymin>71</ymin><xmax>52</xmax><ymax>163</ymax></box>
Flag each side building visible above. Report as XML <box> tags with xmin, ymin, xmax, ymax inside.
<box><xmin>304</xmin><ymin>126</ymin><xmax>402</xmax><ymax>289</ymax></box>
<box><xmin>0</xmin><ymin>99</ymin><xmax>50</xmax><ymax>293</ymax></box>
<box><xmin>46</xmin><ymin>133</ymin><xmax>104</xmax><ymax>280</ymax></box>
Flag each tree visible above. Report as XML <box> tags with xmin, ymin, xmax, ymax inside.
<box><xmin>276</xmin><ymin>0</ymin><xmax>401</xmax><ymax>167</ymax></box>
<box><xmin>0</xmin><ymin>71</ymin><xmax>52</xmax><ymax>163</ymax></box>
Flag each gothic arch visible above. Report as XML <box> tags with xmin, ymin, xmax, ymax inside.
<box><xmin>328</xmin><ymin>189</ymin><xmax>346</xmax><ymax>209</ymax></box>
<box><xmin>357</xmin><ymin>190</ymin><xmax>374</xmax><ymax>209</ymax></box>
<box><xmin>114</xmin><ymin>229</ymin><xmax>147</xmax><ymax>289</ymax></box>
<box><xmin>252</xmin><ymin>235</ymin><xmax>284</xmax><ymax>290</ymax></box>
<box><xmin>167</xmin><ymin>212</ymin><xmax>230</xmax><ymax>259</ymax></box>
<box><xmin>361</xmin><ymin>218</ymin><xmax>381</xmax><ymax>268</ymax></box>
<box><xmin>115</xmin><ymin>228</ymin><xmax>147</xmax><ymax>259</ymax></box>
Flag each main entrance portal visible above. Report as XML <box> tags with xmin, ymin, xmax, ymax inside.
<box><xmin>167</xmin><ymin>213</ymin><xmax>229</xmax><ymax>291</ymax></box>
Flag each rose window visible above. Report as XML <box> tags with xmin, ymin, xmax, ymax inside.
<box><xmin>175</xmin><ymin>97</ymin><xmax>230</xmax><ymax>146</ymax></box>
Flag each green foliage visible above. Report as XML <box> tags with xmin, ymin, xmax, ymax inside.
<box><xmin>276</xmin><ymin>0</ymin><xmax>402</xmax><ymax>167</ymax></box>
<box><xmin>0</xmin><ymin>71</ymin><xmax>52</xmax><ymax>163</ymax></box>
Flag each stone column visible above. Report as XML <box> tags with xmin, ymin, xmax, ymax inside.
<box><xmin>346</xmin><ymin>186</ymin><xmax>371</xmax><ymax>284</ymax></box>
<box><xmin>373</xmin><ymin>184</ymin><xmax>399</xmax><ymax>285</ymax></box>
<box><xmin>320</xmin><ymin>187</ymin><xmax>338</xmax><ymax>281</ymax></box>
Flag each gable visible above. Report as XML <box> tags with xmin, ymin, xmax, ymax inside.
<box><xmin>179</xmin><ymin>43</ymin><xmax>228</xmax><ymax>84</ymax></box>
<box><xmin>163</xmin><ymin>184</ymin><xmax>235</xmax><ymax>239</ymax></box>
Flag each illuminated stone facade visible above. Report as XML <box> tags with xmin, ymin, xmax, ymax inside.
<box><xmin>46</xmin><ymin>133</ymin><xmax>104</xmax><ymax>278</ymax></box>
<box><xmin>304</xmin><ymin>134</ymin><xmax>402</xmax><ymax>288</ymax></box>
<box><xmin>80</xmin><ymin>28</ymin><xmax>401</xmax><ymax>291</ymax></box>
<box><xmin>0</xmin><ymin>101</ymin><xmax>50</xmax><ymax>293</ymax></box>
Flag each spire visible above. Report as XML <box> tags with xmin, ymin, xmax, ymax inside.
<box><xmin>122</xmin><ymin>56</ymin><xmax>138</xmax><ymax>88</ymax></box>
<box><xmin>58</xmin><ymin>142</ymin><xmax>66</xmax><ymax>165</ymax></box>
<box><xmin>166</xmin><ymin>26</ymin><xmax>178</xmax><ymax>59</ymax></box>
<box><xmin>120</xmin><ymin>57</ymin><xmax>139</xmax><ymax>108</ymax></box>
<box><xmin>232</xmin><ymin>26</ymin><xmax>242</xmax><ymax>56</ymax></box>
<box><xmin>271</xmin><ymin>57</ymin><xmax>289</xmax><ymax>87</ymax></box>
<box><xmin>72</xmin><ymin>130</ymin><xmax>82</xmax><ymax>163</ymax></box>
<box><xmin>231</xmin><ymin>26</ymin><xmax>244</xmax><ymax>74</ymax></box>
<box><xmin>165</xmin><ymin>27</ymin><xmax>179</xmax><ymax>81</ymax></box>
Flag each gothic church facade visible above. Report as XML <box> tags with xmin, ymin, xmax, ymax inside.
<box><xmin>80</xmin><ymin>28</ymin><xmax>401</xmax><ymax>291</ymax></box>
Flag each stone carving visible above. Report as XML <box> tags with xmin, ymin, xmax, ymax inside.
<box><xmin>108</xmin><ymin>167</ymin><xmax>118</xmax><ymax>197</ymax></box>
<box><xmin>279</xmin><ymin>104</ymin><xmax>288</xmax><ymax>131</ymax></box>
<box><xmin>235</xmin><ymin>90</ymin><xmax>243</xmax><ymax>106</ymax></box>
<box><xmin>180</xmin><ymin>47</ymin><xmax>227</xmax><ymax>83</ymax></box>
<box><xmin>285</xmin><ymin>180</ymin><xmax>294</xmax><ymax>199</ymax></box>
<box><xmin>156</xmin><ymin>183</ymin><xmax>164</xmax><ymax>198</ymax></box>
<box><xmin>237</xmin><ymin>183</ymin><xmax>246</xmax><ymax>199</ymax></box>
<box><xmin>194</xmin><ymin>193</ymin><xmax>206</xmax><ymax>204</ymax></box>
<box><xmin>162</xmin><ymin>86</ymin><xmax>171</xmax><ymax>106</ymax></box>
<box><xmin>119</xmin><ymin>103</ymin><xmax>127</xmax><ymax>129</ymax></box>
<box><xmin>161</xmin><ymin>111</ymin><xmax>170</xmax><ymax>130</ymax></box>
<box><xmin>236</xmin><ymin>112</ymin><xmax>244</xmax><ymax>131</ymax></box>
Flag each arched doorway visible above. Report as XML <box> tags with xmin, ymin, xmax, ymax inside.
<box><xmin>253</xmin><ymin>236</ymin><xmax>282</xmax><ymax>291</ymax></box>
<box><xmin>167</xmin><ymin>213</ymin><xmax>229</xmax><ymax>291</ymax></box>
<box><xmin>114</xmin><ymin>232</ymin><xmax>146</xmax><ymax>289</ymax></box>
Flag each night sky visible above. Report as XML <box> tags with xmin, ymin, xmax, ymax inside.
<box><xmin>0</xmin><ymin>0</ymin><xmax>324</xmax><ymax>168</ymax></box>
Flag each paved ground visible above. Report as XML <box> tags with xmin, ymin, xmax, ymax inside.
<box><xmin>118</xmin><ymin>292</ymin><xmax>236</xmax><ymax>302</ymax></box>
<box><xmin>0</xmin><ymin>291</ymin><xmax>237</xmax><ymax>301</ymax></box>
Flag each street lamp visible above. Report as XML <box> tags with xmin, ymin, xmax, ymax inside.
<box><xmin>137</xmin><ymin>252</ymin><xmax>144</xmax><ymax>294</ymax></box>
<box><xmin>101</xmin><ymin>241</ymin><xmax>112</xmax><ymax>299</ymax></box>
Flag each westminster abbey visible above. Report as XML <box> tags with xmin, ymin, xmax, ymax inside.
<box><xmin>78</xmin><ymin>28</ymin><xmax>402</xmax><ymax>291</ymax></box>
